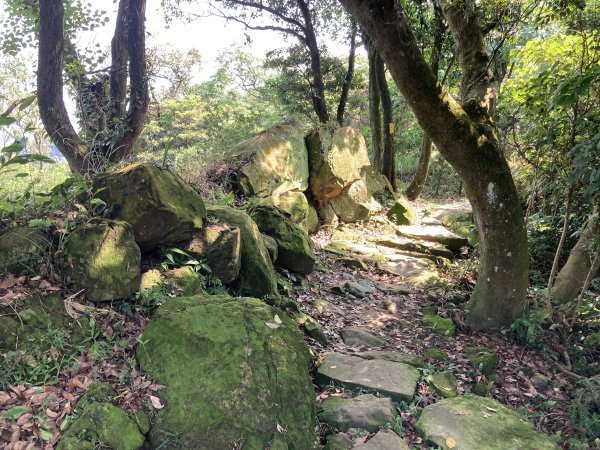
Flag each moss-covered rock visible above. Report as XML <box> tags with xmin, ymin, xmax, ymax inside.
<box><xmin>358</xmin><ymin>430</ymin><xmax>410</xmax><ymax>450</ymax></box>
<box><xmin>262</xmin><ymin>233</ymin><xmax>279</xmax><ymax>263</ymax></box>
<box><xmin>307</xmin><ymin>205</ymin><xmax>320</xmax><ymax>234</ymax></box>
<box><xmin>180</xmin><ymin>225</ymin><xmax>241</xmax><ymax>284</ymax></box>
<box><xmin>426</xmin><ymin>348</ymin><xmax>449</xmax><ymax>361</ymax></box>
<box><xmin>267</xmin><ymin>190</ymin><xmax>310</xmax><ymax>229</ymax></box>
<box><xmin>163</xmin><ymin>267</ymin><xmax>205</xmax><ymax>295</ymax></box>
<box><xmin>0</xmin><ymin>227</ymin><xmax>49</xmax><ymax>274</ymax></box>
<box><xmin>64</xmin><ymin>221</ymin><xmax>141</xmax><ymax>302</ymax></box>
<box><xmin>329</xmin><ymin>179</ymin><xmax>382</xmax><ymax>223</ymax></box>
<box><xmin>466</xmin><ymin>347</ymin><xmax>498</xmax><ymax>376</ymax></box>
<box><xmin>295</xmin><ymin>312</ymin><xmax>328</xmax><ymax>345</ymax></box>
<box><xmin>386</xmin><ymin>197</ymin><xmax>416</xmax><ymax>225</ymax></box>
<box><xmin>429</xmin><ymin>372</ymin><xmax>458</xmax><ymax>398</ymax></box>
<box><xmin>318</xmin><ymin>394</ymin><xmax>399</xmax><ymax>433</ymax></box>
<box><xmin>250</xmin><ymin>204</ymin><xmax>316</xmax><ymax>275</ymax></box>
<box><xmin>415</xmin><ymin>394</ymin><xmax>558</xmax><ymax>450</ymax></box>
<box><xmin>57</xmin><ymin>402</ymin><xmax>144</xmax><ymax>450</ymax></box>
<box><xmin>306</xmin><ymin>127</ymin><xmax>371</xmax><ymax>202</ymax></box>
<box><xmin>224</xmin><ymin>125</ymin><xmax>309</xmax><ymax>197</ymax></box>
<box><xmin>324</xmin><ymin>432</ymin><xmax>353</xmax><ymax>450</ymax></box>
<box><xmin>96</xmin><ymin>163</ymin><xmax>206</xmax><ymax>251</ymax></box>
<box><xmin>207</xmin><ymin>205</ymin><xmax>278</xmax><ymax>298</ymax></box>
<box><xmin>76</xmin><ymin>382</ymin><xmax>115</xmax><ymax>408</ymax></box>
<box><xmin>136</xmin><ymin>294</ymin><xmax>318</xmax><ymax>449</ymax></box>
<box><xmin>422</xmin><ymin>315</ymin><xmax>456</xmax><ymax>337</ymax></box>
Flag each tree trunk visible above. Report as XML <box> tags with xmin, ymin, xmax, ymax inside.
<box><xmin>374</xmin><ymin>54</ymin><xmax>395</xmax><ymax>190</ymax></box>
<box><xmin>37</xmin><ymin>0</ymin><xmax>90</xmax><ymax>173</ymax></box>
<box><xmin>366</xmin><ymin>36</ymin><xmax>383</xmax><ymax>171</ymax></box>
<box><xmin>340</xmin><ymin>0</ymin><xmax>529</xmax><ymax>329</ymax></box>
<box><xmin>552</xmin><ymin>203</ymin><xmax>600</xmax><ymax>303</ymax></box>
<box><xmin>109</xmin><ymin>0</ymin><xmax>130</xmax><ymax>124</ymax></box>
<box><xmin>336</xmin><ymin>20</ymin><xmax>357</xmax><ymax>126</ymax></box>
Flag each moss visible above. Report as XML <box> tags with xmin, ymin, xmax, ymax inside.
<box><xmin>422</xmin><ymin>315</ymin><xmax>456</xmax><ymax>337</ymax></box>
<box><xmin>207</xmin><ymin>205</ymin><xmax>278</xmax><ymax>298</ymax></box>
<box><xmin>64</xmin><ymin>221</ymin><xmax>141</xmax><ymax>302</ymax></box>
<box><xmin>429</xmin><ymin>372</ymin><xmax>458</xmax><ymax>398</ymax></box>
<box><xmin>466</xmin><ymin>347</ymin><xmax>498</xmax><ymax>376</ymax></box>
<box><xmin>163</xmin><ymin>267</ymin><xmax>205</xmax><ymax>296</ymax></box>
<box><xmin>295</xmin><ymin>313</ymin><xmax>328</xmax><ymax>345</ymax></box>
<box><xmin>426</xmin><ymin>348</ymin><xmax>449</xmax><ymax>361</ymax></box>
<box><xmin>97</xmin><ymin>163</ymin><xmax>205</xmax><ymax>251</ymax></box>
<box><xmin>136</xmin><ymin>294</ymin><xmax>317</xmax><ymax>449</ymax></box>
<box><xmin>250</xmin><ymin>204</ymin><xmax>315</xmax><ymax>275</ymax></box>
<box><xmin>57</xmin><ymin>402</ymin><xmax>144</xmax><ymax>450</ymax></box>
<box><xmin>76</xmin><ymin>382</ymin><xmax>115</xmax><ymax>409</ymax></box>
<box><xmin>0</xmin><ymin>227</ymin><xmax>49</xmax><ymax>275</ymax></box>
<box><xmin>387</xmin><ymin>197</ymin><xmax>416</xmax><ymax>225</ymax></box>
<box><xmin>324</xmin><ymin>433</ymin><xmax>353</xmax><ymax>450</ymax></box>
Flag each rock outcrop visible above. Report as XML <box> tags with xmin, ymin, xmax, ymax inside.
<box><xmin>0</xmin><ymin>227</ymin><xmax>49</xmax><ymax>274</ymax></box>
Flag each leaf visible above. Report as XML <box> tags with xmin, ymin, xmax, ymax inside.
<box><xmin>39</xmin><ymin>429</ymin><xmax>54</xmax><ymax>441</ymax></box>
<box><xmin>5</xmin><ymin>405</ymin><xmax>29</xmax><ymax>420</ymax></box>
<box><xmin>18</xmin><ymin>95</ymin><xmax>36</xmax><ymax>111</ymax></box>
<box><xmin>274</xmin><ymin>314</ymin><xmax>282</xmax><ymax>324</ymax></box>
<box><xmin>2</xmin><ymin>142</ymin><xmax>25</xmax><ymax>153</ymax></box>
<box><xmin>446</xmin><ymin>437</ymin><xmax>456</xmax><ymax>448</ymax></box>
<box><xmin>276</xmin><ymin>423</ymin><xmax>287</xmax><ymax>434</ymax></box>
<box><xmin>0</xmin><ymin>116</ymin><xmax>16</xmax><ymax>126</ymax></box>
<box><xmin>265</xmin><ymin>322</ymin><xmax>280</xmax><ymax>329</ymax></box>
<box><xmin>149</xmin><ymin>395</ymin><xmax>164</xmax><ymax>409</ymax></box>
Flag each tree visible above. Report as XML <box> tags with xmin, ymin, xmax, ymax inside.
<box><xmin>37</xmin><ymin>0</ymin><xmax>149</xmax><ymax>174</ymax></box>
<box><xmin>340</xmin><ymin>0</ymin><xmax>529</xmax><ymax>330</ymax></box>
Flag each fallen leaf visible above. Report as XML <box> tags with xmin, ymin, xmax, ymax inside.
<box><xmin>276</xmin><ymin>423</ymin><xmax>287</xmax><ymax>434</ymax></box>
<box><xmin>274</xmin><ymin>314</ymin><xmax>282</xmax><ymax>324</ymax></box>
<box><xmin>5</xmin><ymin>406</ymin><xmax>29</xmax><ymax>420</ymax></box>
<box><xmin>446</xmin><ymin>436</ymin><xmax>456</xmax><ymax>448</ymax></box>
<box><xmin>265</xmin><ymin>322</ymin><xmax>280</xmax><ymax>329</ymax></box>
<box><xmin>149</xmin><ymin>395</ymin><xmax>164</xmax><ymax>409</ymax></box>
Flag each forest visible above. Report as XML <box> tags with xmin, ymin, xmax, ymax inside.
<box><xmin>0</xmin><ymin>0</ymin><xmax>599</xmax><ymax>449</ymax></box>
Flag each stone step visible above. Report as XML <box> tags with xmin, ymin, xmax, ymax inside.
<box><xmin>318</xmin><ymin>394</ymin><xmax>398</xmax><ymax>432</ymax></box>
<box><xmin>396</xmin><ymin>224</ymin><xmax>468</xmax><ymax>251</ymax></box>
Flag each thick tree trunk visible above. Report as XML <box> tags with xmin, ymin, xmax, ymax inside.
<box><xmin>366</xmin><ymin>37</ymin><xmax>383</xmax><ymax>171</ymax></box>
<box><xmin>406</xmin><ymin>135</ymin><xmax>432</xmax><ymax>200</ymax></box>
<box><xmin>375</xmin><ymin>55</ymin><xmax>395</xmax><ymax>190</ymax></box>
<box><xmin>37</xmin><ymin>0</ymin><xmax>90</xmax><ymax>173</ymax></box>
<box><xmin>336</xmin><ymin>20</ymin><xmax>357</xmax><ymax>126</ymax></box>
<box><xmin>552</xmin><ymin>203</ymin><xmax>600</xmax><ymax>303</ymax></box>
<box><xmin>109</xmin><ymin>0</ymin><xmax>130</xmax><ymax>124</ymax></box>
<box><xmin>341</xmin><ymin>0</ymin><xmax>529</xmax><ymax>329</ymax></box>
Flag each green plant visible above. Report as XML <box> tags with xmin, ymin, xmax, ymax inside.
<box><xmin>501</xmin><ymin>302</ymin><xmax>554</xmax><ymax>348</ymax></box>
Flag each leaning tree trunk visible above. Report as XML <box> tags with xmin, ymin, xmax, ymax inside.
<box><xmin>336</xmin><ymin>20</ymin><xmax>357</xmax><ymax>126</ymax></box>
<box><xmin>375</xmin><ymin>54</ymin><xmax>395</xmax><ymax>190</ymax></box>
<box><xmin>366</xmin><ymin>36</ymin><xmax>383</xmax><ymax>171</ymax></box>
<box><xmin>341</xmin><ymin>0</ymin><xmax>529</xmax><ymax>329</ymax></box>
<box><xmin>552</xmin><ymin>203</ymin><xmax>600</xmax><ymax>303</ymax></box>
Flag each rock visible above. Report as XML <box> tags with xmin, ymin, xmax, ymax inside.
<box><xmin>296</xmin><ymin>312</ymin><xmax>329</xmax><ymax>345</ymax></box>
<box><xmin>344</xmin><ymin>281</ymin><xmax>374</xmax><ymax>298</ymax></box>
<box><xmin>466</xmin><ymin>347</ymin><xmax>498</xmax><ymax>376</ymax></box>
<box><xmin>311</xmin><ymin>299</ymin><xmax>343</xmax><ymax>316</ymax></box>
<box><xmin>306</xmin><ymin>127</ymin><xmax>371</xmax><ymax>202</ymax></box>
<box><xmin>421</xmin><ymin>302</ymin><xmax>438</xmax><ymax>316</ymax></box>
<box><xmin>377</xmin><ymin>256</ymin><xmax>438</xmax><ymax>286</ymax></box>
<box><xmin>415</xmin><ymin>394</ymin><xmax>559</xmax><ymax>450</ymax></box>
<box><xmin>180</xmin><ymin>225</ymin><xmax>241</xmax><ymax>284</ymax></box>
<box><xmin>386</xmin><ymin>197</ymin><xmax>416</xmax><ymax>225</ymax></box>
<box><xmin>330</xmin><ymin>179</ymin><xmax>382</xmax><ymax>223</ymax></box>
<box><xmin>97</xmin><ymin>163</ymin><xmax>206</xmax><ymax>251</ymax></box>
<box><xmin>372</xmin><ymin>281</ymin><xmax>415</xmax><ymax>295</ymax></box>
<box><xmin>426</xmin><ymin>348</ymin><xmax>449</xmax><ymax>361</ymax></box>
<box><xmin>64</xmin><ymin>221</ymin><xmax>141</xmax><ymax>302</ymax></box>
<box><xmin>530</xmin><ymin>373</ymin><xmax>549</xmax><ymax>390</ymax></box>
<box><xmin>350</xmin><ymin>351</ymin><xmax>426</xmax><ymax>368</ymax></box>
<box><xmin>139</xmin><ymin>269</ymin><xmax>162</xmax><ymax>291</ymax></box>
<box><xmin>0</xmin><ymin>227</ymin><xmax>49</xmax><ymax>274</ymax></box>
<box><xmin>76</xmin><ymin>382</ymin><xmax>115</xmax><ymax>408</ymax></box>
<box><xmin>250</xmin><ymin>204</ymin><xmax>316</xmax><ymax>275</ymax></box>
<box><xmin>318</xmin><ymin>394</ymin><xmax>399</xmax><ymax>432</ymax></box>
<box><xmin>267</xmin><ymin>190</ymin><xmax>310</xmax><ymax>228</ymax></box>
<box><xmin>422</xmin><ymin>315</ymin><xmax>456</xmax><ymax>337</ymax></box>
<box><xmin>324</xmin><ymin>432</ymin><xmax>353</xmax><ymax>450</ymax></box>
<box><xmin>136</xmin><ymin>294</ymin><xmax>317</xmax><ymax>449</ymax></box>
<box><xmin>207</xmin><ymin>205</ymin><xmax>277</xmax><ymax>297</ymax></box>
<box><xmin>261</xmin><ymin>233</ymin><xmax>279</xmax><ymax>263</ymax></box>
<box><xmin>429</xmin><ymin>372</ymin><xmax>458</xmax><ymax>398</ymax></box>
<box><xmin>57</xmin><ymin>403</ymin><xmax>144</xmax><ymax>450</ymax></box>
<box><xmin>375</xmin><ymin>236</ymin><xmax>454</xmax><ymax>260</ymax></box>
<box><xmin>341</xmin><ymin>327</ymin><xmax>386</xmax><ymax>348</ymax></box>
<box><xmin>384</xmin><ymin>297</ymin><xmax>404</xmax><ymax>314</ymax></box>
<box><xmin>363</xmin><ymin>166</ymin><xmax>395</xmax><ymax>201</ymax></box>
<box><xmin>318</xmin><ymin>203</ymin><xmax>339</xmax><ymax>226</ymax></box>
<box><xmin>357</xmin><ymin>430</ymin><xmax>410</xmax><ymax>450</ymax></box>
<box><xmin>163</xmin><ymin>267</ymin><xmax>205</xmax><ymax>295</ymax></box>
<box><xmin>396</xmin><ymin>225</ymin><xmax>468</xmax><ymax>252</ymax></box>
<box><xmin>426</xmin><ymin>203</ymin><xmax>473</xmax><ymax>226</ymax></box>
<box><xmin>307</xmin><ymin>205</ymin><xmax>320</xmax><ymax>234</ymax></box>
<box><xmin>316</xmin><ymin>353</ymin><xmax>420</xmax><ymax>402</ymax></box>
<box><xmin>0</xmin><ymin>294</ymin><xmax>71</xmax><ymax>352</ymax></box>
<box><xmin>339</xmin><ymin>256</ymin><xmax>369</xmax><ymax>270</ymax></box>
<box><xmin>471</xmin><ymin>380</ymin><xmax>494</xmax><ymax>396</ymax></box>
<box><xmin>224</xmin><ymin>125</ymin><xmax>308</xmax><ymax>197</ymax></box>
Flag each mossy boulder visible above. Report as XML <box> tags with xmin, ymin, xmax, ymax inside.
<box><xmin>324</xmin><ymin>433</ymin><xmax>353</xmax><ymax>450</ymax></box>
<box><xmin>307</xmin><ymin>205</ymin><xmax>320</xmax><ymax>234</ymax></box>
<box><xmin>386</xmin><ymin>197</ymin><xmax>416</xmax><ymax>225</ymax></box>
<box><xmin>262</xmin><ymin>233</ymin><xmax>279</xmax><ymax>263</ymax></box>
<box><xmin>64</xmin><ymin>221</ymin><xmax>141</xmax><ymax>302</ymax></box>
<box><xmin>422</xmin><ymin>315</ymin><xmax>456</xmax><ymax>337</ymax></box>
<box><xmin>250</xmin><ymin>204</ymin><xmax>316</xmax><ymax>275</ymax></box>
<box><xmin>415</xmin><ymin>394</ymin><xmax>559</xmax><ymax>450</ymax></box>
<box><xmin>266</xmin><ymin>190</ymin><xmax>311</xmax><ymax>230</ymax></box>
<box><xmin>318</xmin><ymin>394</ymin><xmax>399</xmax><ymax>433</ymax></box>
<box><xmin>429</xmin><ymin>372</ymin><xmax>458</xmax><ymax>398</ymax></box>
<box><xmin>466</xmin><ymin>347</ymin><xmax>498</xmax><ymax>376</ymax></box>
<box><xmin>180</xmin><ymin>225</ymin><xmax>241</xmax><ymax>284</ymax></box>
<box><xmin>207</xmin><ymin>205</ymin><xmax>278</xmax><ymax>298</ymax></box>
<box><xmin>57</xmin><ymin>402</ymin><xmax>144</xmax><ymax>450</ymax></box>
<box><xmin>0</xmin><ymin>227</ymin><xmax>49</xmax><ymax>274</ymax></box>
<box><xmin>358</xmin><ymin>430</ymin><xmax>410</xmax><ymax>450</ymax></box>
<box><xmin>295</xmin><ymin>312</ymin><xmax>328</xmax><ymax>345</ymax></box>
<box><xmin>329</xmin><ymin>179</ymin><xmax>382</xmax><ymax>223</ymax></box>
<box><xmin>306</xmin><ymin>127</ymin><xmax>371</xmax><ymax>202</ymax></box>
<box><xmin>224</xmin><ymin>125</ymin><xmax>309</xmax><ymax>197</ymax></box>
<box><xmin>426</xmin><ymin>348</ymin><xmax>449</xmax><ymax>361</ymax></box>
<box><xmin>136</xmin><ymin>294</ymin><xmax>318</xmax><ymax>449</ymax></box>
<box><xmin>96</xmin><ymin>163</ymin><xmax>206</xmax><ymax>251</ymax></box>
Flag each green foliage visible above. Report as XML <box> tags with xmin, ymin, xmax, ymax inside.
<box><xmin>501</xmin><ymin>302</ymin><xmax>553</xmax><ymax>348</ymax></box>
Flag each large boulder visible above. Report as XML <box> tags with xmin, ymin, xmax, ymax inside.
<box><xmin>136</xmin><ymin>294</ymin><xmax>318</xmax><ymax>449</ymax></box>
<box><xmin>179</xmin><ymin>224</ymin><xmax>241</xmax><ymax>284</ymax></box>
<box><xmin>0</xmin><ymin>227</ymin><xmax>49</xmax><ymax>274</ymax></box>
<box><xmin>329</xmin><ymin>179</ymin><xmax>382</xmax><ymax>223</ymax></box>
<box><xmin>249</xmin><ymin>204</ymin><xmax>316</xmax><ymax>275</ymax></box>
<box><xmin>267</xmin><ymin>190</ymin><xmax>311</xmax><ymax>229</ymax></box>
<box><xmin>96</xmin><ymin>163</ymin><xmax>206</xmax><ymax>251</ymax></box>
<box><xmin>318</xmin><ymin>394</ymin><xmax>399</xmax><ymax>432</ymax></box>
<box><xmin>64</xmin><ymin>221</ymin><xmax>141</xmax><ymax>302</ymax></box>
<box><xmin>207</xmin><ymin>205</ymin><xmax>278</xmax><ymax>298</ymax></box>
<box><xmin>386</xmin><ymin>197</ymin><xmax>416</xmax><ymax>225</ymax></box>
<box><xmin>306</xmin><ymin>127</ymin><xmax>371</xmax><ymax>202</ymax></box>
<box><xmin>415</xmin><ymin>395</ymin><xmax>558</xmax><ymax>450</ymax></box>
<box><xmin>224</xmin><ymin>125</ymin><xmax>309</xmax><ymax>197</ymax></box>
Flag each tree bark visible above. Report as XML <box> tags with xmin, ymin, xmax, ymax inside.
<box><xmin>336</xmin><ymin>19</ymin><xmax>357</xmax><ymax>126</ymax></box>
<box><xmin>109</xmin><ymin>0</ymin><xmax>130</xmax><ymax>124</ymax></box>
<box><xmin>374</xmin><ymin>54</ymin><xmax>395</xmax><ymax>190</ymax></box>
<box><xmin>37</xmin><ymin>0</ymin><xmax>90</xmax><ymax>173</ymax></box>
<box><xmin>366</xmin><ymin>36</ymin><xmax>382</xmax><ymax>171</ymax></box>
<box><xmin>552</xmin><ymin>202</ymin><xmax>600</xmax><ymax>303</ymax></box>
<box><xmin>340</xmin><ymin>0</ymin><xmax>529</xmax><ymax>329</ymax></box>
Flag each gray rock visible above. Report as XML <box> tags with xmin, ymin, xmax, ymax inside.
<box><xmin>318</xmin><ymin>394</ymin><xmax>398</xmax><ymax>432</ymax></box>
<box><xmin>372</xmin><ymin>280</ymin><xmax>416</xmax><ymax>295</ymax></box>
<box><xmin>261</xmin><ymin>233</ymin><xmax>279</xmax><ymax>263</ymax></box>
<box><xmin>429</xmin><ymin>372</ymin><xmax>458</xmax><ymax>398</ymax></box>
<box><xmin>340</xmin><ymin>327</ymin><xmax>386</xmax><ymax>348</ymax></box>
<box><xmin>344</xmin><ymin>281</ymin><xmax>374</xmax><ymax>298</ymax></box>
<box><xmin>311</xmin><ymin>299</ymin><xmax>343</xmax><ymax>316</ymax></box>
<box><xmin>316</xmin><ymin>353</ymin><xmax>420</xmax><ymax>402</ymax></box>
<box><xmin>324</xmin><ymin>432</ymin><xmax>353</xmax><ymax>450</ymax></box>
<box><xmin>350</xmin><ymin>351</ymin><xmax>426</xmax><ymax>368</ymax></box>
<box><xmin>396</xmin><ymin>225</ymin><xmax>468</xmax><ymax>252</ymax></box>
<box><xmin>357</xmin><ymin>430</ymin><xmax>410</xmax><ymax>449</ymax></box>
